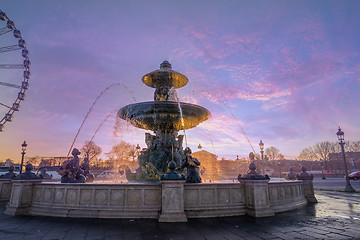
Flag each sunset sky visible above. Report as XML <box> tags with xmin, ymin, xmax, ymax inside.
<box><xmin>1</xmin><ymin>0</ymin><xmax>360</xmax><ymax>162</ymax></box>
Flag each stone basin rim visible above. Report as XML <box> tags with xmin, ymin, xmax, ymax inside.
<box><xmin>118</xmin><ymin>101</ymin><xmax>211</xmax><ymax>131</ymax></box>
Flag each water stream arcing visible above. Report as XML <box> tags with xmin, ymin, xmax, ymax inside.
<box><xmin>89</xmin><ymin>110</ymin><xmax>118</xmax><ymax>142</ymax></box>
<box><xmin>195</xmin><ymin>89</ymin><xmax>256</xmax><ymax>154</ymax></box>
<box><xmin>67</xmin><ymin>83</ymin><xmax>136</xmax><ymax>158</ymax></box>
<box><xmin>175</xmin><ymin>96</ymin><xmax>188</xmax><ymax>148</ymax></box>
<box><xmin>209</xmin><ymin>136</ymin><xmax>216</xmax><ymax>156</ymax></box>
<box><xmin>170</xmin><ymin>86</ymin><xmax>188</xmax><ymax>148</ymax></box>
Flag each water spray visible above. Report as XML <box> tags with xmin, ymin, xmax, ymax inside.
<box><xmin>196</xmin><ymin>89</ymin><xmax>256</xmax><ymax>154</ymax></box>
<box><xmin>67</xmin><ymin>83</ymin><xmax>136</xmax><ymax>158</ymax></box>
<box><xmin>89</xmin><ymin>110</ymin><xmax>118</xmax><ymax>142</ymax></box>
<box><xmin>176</xmin><ymin>97</ymin><xmax>188</xmax><ymax>148</ymax></box>
<box><xmin>209</xmin><ymin>137</ymin><xmax>217</xmax><ymax>156</ymax></box>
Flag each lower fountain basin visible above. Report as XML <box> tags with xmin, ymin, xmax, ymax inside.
<box><xmin>4</xmin><ymin>179</ymin><xmax>313</xmax><ymax>221</ymax></box>
<box><xmin>118</xmin><ymin>101</ymin><xmax>211</xmax><ymax>131</ymax></box>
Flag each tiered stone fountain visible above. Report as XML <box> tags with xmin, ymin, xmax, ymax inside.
<box><xmin>119</xmin><ymin>60</ymin><xmax>210</xmax><ymax>181</ymax></box>
<box><xmin>1</xmin><ymin>61</ymin><xmax>316</xmax><ymax>222</ymax></box>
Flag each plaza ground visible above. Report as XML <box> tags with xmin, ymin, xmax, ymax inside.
<box><xmin>0</xmin><ymin>178</ymin><xmax>359</xmax><ymax>240</ymax></box>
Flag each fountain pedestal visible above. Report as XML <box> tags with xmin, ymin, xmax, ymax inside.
<box><xmin>300</xmin><ymin>179</ymin><xmax>318</xmax><ymax>203</ymax></box>
<box><xmin>238</xmin><ymin>162</ymin><xmax>274</xmax><ymax>217</ymax></box>
<box><xmin>0</xmin><ymin>179</ymin><xmax>12</xmax><ymax>206</ymax></box>
<box><xmin>297</xmin><ymin>166</ymin><xmax>317</xmax><ymax>203</ymax></box>
<box><xmin>240</xmin><ymin>179</ymin><xmax>275</xmax><ymax>217</ymax></box>
<box><xmin>159</xmin><ymin>180</ymin><xmax>187</xmax><ymax>222</ymax></box>
<box><xmin>5</xmin><ymin>179</ymin><xmax>42</xmax><ymax>216</ymax></box>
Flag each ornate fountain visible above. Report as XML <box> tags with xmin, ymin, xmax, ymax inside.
<box><xmin>2</xmin><ymin>61</ymin><xmax>316</xmax><ymax>221</ymax></box>
<box><xmin>118</xmin><ymin>61</ymin><xmax>211</xmax><ymax>181</ymax></box>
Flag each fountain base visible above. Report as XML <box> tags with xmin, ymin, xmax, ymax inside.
<box><xmin>3</xmin><ymin>178</ymin><xmax>315</xmax><ymax>221</ymax></box>
<box><xmin>123</xmin><ymin>130</ymin><xmax>186</xmax><ymax>182</ymax></box>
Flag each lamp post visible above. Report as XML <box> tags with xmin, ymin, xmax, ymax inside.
<box><xmin>278</xmin><ymin>161</ymin><xmax>281</xmax><ymax>178</ymax></box>
<box><xmin>20</xmin><ymin>140</ymin><xmax>27</xmax><ymax>174</ymax></box>
<box><xmin>259</xmin><ymin>140</ymin><xmax>264</xmax><ymax>161</ymax></box>
<box><xmin>320</xmin><ymin>160</ymin><xmax>326</xmax><ymax>180</ymax></box>
<box><xmin>336</xmin><ymin>127</ymin><xmax>355</xmax><ymax>192</ymax></box>
<box><xmin>136</xmin><ymin>143</ymin><xmax>141</xmax><ymax>151</ymax></box>
<box><xmin>135</xmin><ymin>144</ymin><xmax>141</xmax><ymax>157</ymax></box>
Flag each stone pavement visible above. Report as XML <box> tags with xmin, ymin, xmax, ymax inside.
<box><xmin>0</xmin><ymin>188</ymin><xmax>359</xmax><ymax>239</ymax></box>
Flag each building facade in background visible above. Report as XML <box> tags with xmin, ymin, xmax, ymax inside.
<box><xmin>328</xmin><ymin>152</ymin><xmax>360</xmax><ymax>171</ymax></box>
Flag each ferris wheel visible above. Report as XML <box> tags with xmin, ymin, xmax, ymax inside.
<box><xmin>0</xmin><ymin>10</ymin><xmax>30</xmax><ymax>132</ymax></box>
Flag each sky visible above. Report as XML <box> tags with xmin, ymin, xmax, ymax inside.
<box><xmin>1</xmin><ymin>0</ymin><xmax>360</xmax><ymax>162</ymax></box>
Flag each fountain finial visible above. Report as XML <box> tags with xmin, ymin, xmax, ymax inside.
<box><xmin>296</xmin><ymin>165</ymin><xmax>314</xmax><ymax>180</ymax></box>
<box><xmin>142</xmin><ymin>61</ymin><xmax>188</xmax><ymax>89</ymax></box>
<box><xmin>160</xmin><ymin>60</ymin><xmax>172</xmax><ymax>70</ymax></box>
<box><xmin>238</xmin><ymin>162</ymin><xmax>270</xmax><ymax>180</ymax></box>
<box><xmin>160</xmin><ymin>161</ymin><xmax>185</xmax><ymax>180</ymax></box>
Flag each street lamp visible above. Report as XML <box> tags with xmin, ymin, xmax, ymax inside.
<box><xmin>136</xmin><ymin>144</ymin><xmax>141</xmax><ymax>151</ymax></box>
<box><xmin>135</xmin><ymin>144</ymin><xmax>141</xmax><ymax>157</ymax></box>
<box><xmin>259</xmin><ymin>140</ymin><xmax>264</xmax><ymax>161</ymax></box>
<box><xmin>278</xmin><ymin>161</ymin><xmax>281</xmax><ymax>178</ymax></box>
<box><xmin>320</xmin><ymin>160</ymin><xmax>326</xmax><ymax>180</ymax></box>
<box><xmin>20</xmin><ymin>140</ymin><xmax>27</xmax><ymax>174</ymax></box>
<box><xmin>336</xmin><ymin>127</ymin><xmax>355</xmax><ymax>192</ymax></box>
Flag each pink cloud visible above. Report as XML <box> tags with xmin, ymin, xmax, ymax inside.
<box><xmin>180</xmin><ymin>24</ymin><xmax>263</xmax><ymax>62</ymax></box>
<box><xmin>193</xmin><ymin>82</ymin><xmax>290</xmax><ymax>104</ymax></box>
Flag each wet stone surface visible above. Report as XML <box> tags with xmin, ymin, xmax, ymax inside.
<box><xmin>0</xmin><ymin>190</ymin><xmax>359</xmax><ymax>239</ymax></box>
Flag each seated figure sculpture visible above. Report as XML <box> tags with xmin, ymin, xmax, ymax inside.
<box><xmin>14</xmin><ymin>164</ymin><xmax>43</xmax><ymax>180</ymax></box>
<box><xmin>286</xmin><ymin>167</ymin><xmax>297</xmax><ymax>180</ymax></box>
<box><xmin>38</xmin><ymin>168</ymin><xmax>53</xmax><ymax>179</ymax></box>
<box><xmin>180</xmin><ymin>147</ymin><xmax>201</xmax><ymax>183</ymax></box>
<box><xmin>297</xmin><ymin>166</ymin><xmax>314</xmax><ymax>180</ymax></box>
<box><xmin>58</xmin><ymin>148</ymin><xmax>85</xmax><ymax>183</ymax></box>
<box><xmin>80</xmin><ymin>157</ymin><xmax>94</xmax><ymax>182</ymax></box>
<box><xmin>0</xmin><ymin>166</ymin><xmax>17</xmax><ymax>179</ymax></box>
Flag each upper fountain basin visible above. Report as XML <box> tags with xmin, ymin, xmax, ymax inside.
<box><xmin>118</xmin><ymin>101</ymin><xmax>211</xmax><ymax>131</ymax></box>
<box><xmin>142</xmin><ymin>68</ymin><xmax>188</xmax><ymax>89</ymax></box>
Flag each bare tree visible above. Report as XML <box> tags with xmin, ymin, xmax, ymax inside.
<box><xmin>298</xmin><ymin>140</ymin><xmax>360</xmax><ymax>165</ymax></box>
<box><xmin>93</xmin><ymin>158</ymin><xmax>103</xmax><ymax>169</ymax></box>
<box><xmin>344</xmin><ymin>141</ymin><xmax>360</xmax><ymax>152</ymax></box>
<box><xmin>265</xmin><ymin>146</ymin><xmax>282</xmax><ymax>161</ymax></box>
<box><xmin>298</xmin><ymin>147</ymin><xmax>317</xmax><ymax>161</ymax></box>
<box><xmin>313</xmin><ymin>141</ymin><xmax>335</xmax><ymax>163</ymax></box>
<box><xmin>25</xmin><ymin>155</ymin><xmax>41</xmax><ymax>167</ymax></box>
<box><xmin>106</xmin><ymin>141</ymin><xmax>136</xmax><ymax>162</ymax></box>
<box><xmin>81</xmin><ymin>141</ymin><xmax>102</xmax><ymax>160</ymax></box>
<box><xmin>128</xmin><ymin>145</ymin><xmax>140</xmax><ymax>161</ymax></box>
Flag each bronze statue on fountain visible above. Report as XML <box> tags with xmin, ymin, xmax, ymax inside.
<box><xmin>58</xmin><ymin>148</ymin><xmax>94</xmax><ymax>183</ymax></box>
<box><xmin>118</xmin><ymin>61</ymin><xmax>211</xmax><ymax>181</ymax></box>
<box><xmin>0</xmin><ymin>166</ymin><xmax>17</xmax><ymax>179</ymax></box>
<box><xmin>180</xmin><ymin>147</ymin><xmax>201</xmax><ymax>183</ymax></box>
